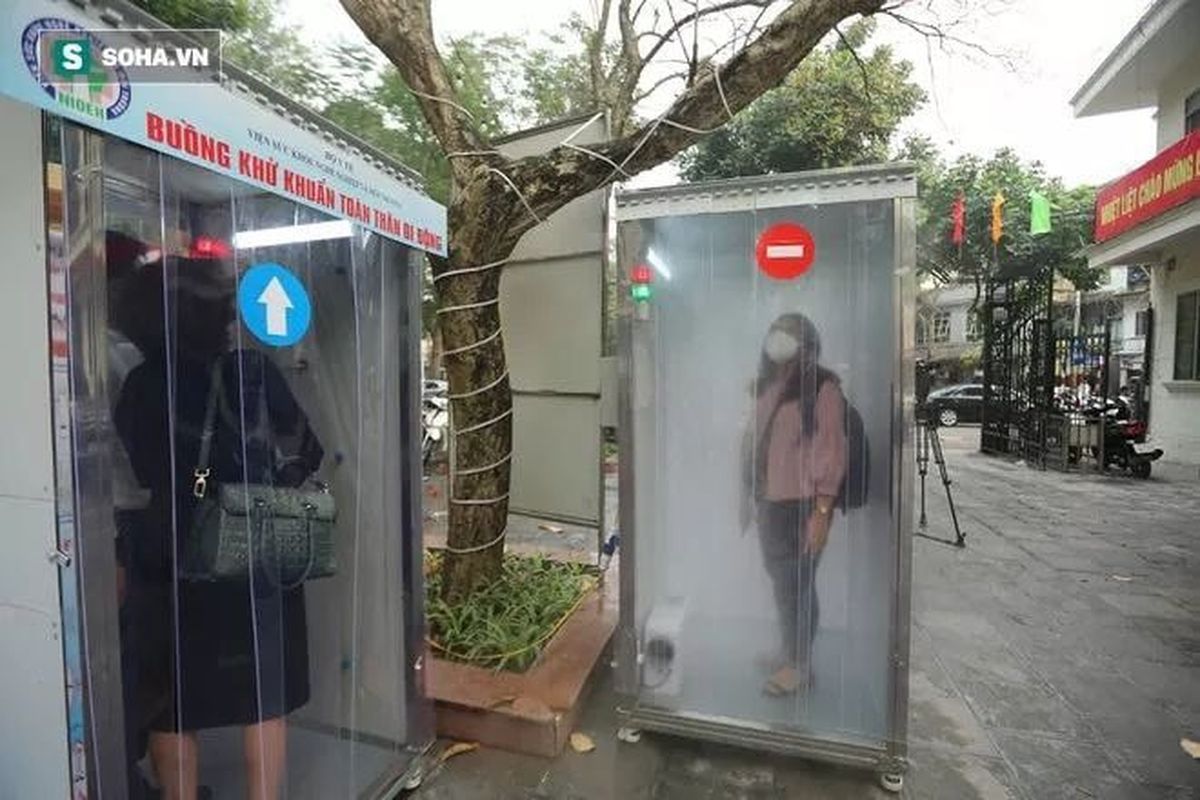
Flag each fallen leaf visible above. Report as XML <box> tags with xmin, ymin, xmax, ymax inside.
<box><xmin>1182</xmin><ymin>738</ymin><xmax>1200</xmax><ymax>759</ymax></box>
<box><xmin>439</xmin><ymin>742</ymin><xmax>479</xmax><ymax>763</ymax></box>
<box><xmin>1110</xmin><ymin>575</ymin><xmax>1134</xmax><ymax>582</ymax></box>
<box><xmin>538</xmin><ymin>523</ymin><xmax>564</xmax><ymax>534</ymax></box>
<box><xmin>569</xmin><ymin>732</ymin><xmax>596</xmax><ymax>753</ymax></box>
<box><xmin>510</xmin><ymin>695</ymin><xmax>554</xmax><ymax>721</ymax></box>
<box><xmin>486</xmin><ymin>694</ymin><xmax>518</xmax><ymax>709</ymax></box>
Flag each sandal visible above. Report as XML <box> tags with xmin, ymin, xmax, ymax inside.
<box><xmin>763</xmin><ymin>665</ymin><xmax>807</xmax><ymax>696</ymax></box>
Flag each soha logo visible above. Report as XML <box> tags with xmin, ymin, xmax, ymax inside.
<box><xmin>22</xmin><ymin>18</ymin><xmax>131</xmax><ymax>121</ymax></box>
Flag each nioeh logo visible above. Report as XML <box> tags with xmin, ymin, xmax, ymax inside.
<box><xmin>22</xmin><ymin>18</ymin><xmax>131</xmax><ymax>121</ymax></box>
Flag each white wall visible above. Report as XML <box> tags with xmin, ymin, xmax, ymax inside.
<box><xmin>1156</xmin><ymin>47</ymin><xmax>1200</xmax><ymax>150</ymax></box>
<box><xmin>1148</xmin><ymin>240</ymin><xmax>1200</xmax><ymax>470</ymax></box>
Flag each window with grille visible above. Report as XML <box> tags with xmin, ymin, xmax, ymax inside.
<box><xmin>931</xmin><ymin>311</ymin><xmax>951</xmax><ymax>343</ymax></box>
<box><xmin>1135</xmin><ymin>309</ymin><xmax>1150</xmax><ymax>337</ymax></box>
<box><xmin>1187</xmin><ymin>89</ymin><xmax>1200</xmax><ymax>134</ymax></box>
<box><xmin>1175</xmin><ymin>290</ymin><xmax>1200</xmax><ymax>380</ymax></box>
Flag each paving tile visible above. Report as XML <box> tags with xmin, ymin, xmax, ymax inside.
<box><xmin>953</xmin><ymin>674</ymin><xmax>1094</xmax><ymax>740</ymax></box>
<box><xmin>991</xmin><ymin>731</ymin><xmax>1139</xmax><ymax>800</ymax></box>
<box><xmin>908</xmin><ymin>667</ymin><xmax>999</xmax><ymax>757</ymax></box>
<box><xmin>904</xmin><ymin>749</ymin><xmax>1024</xmax><ymax>800</ymax></box>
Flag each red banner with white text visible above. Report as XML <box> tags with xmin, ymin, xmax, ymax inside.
<box><xmin>1094</xmin><ymin>129</ymin><xmax>1200</xmax><ymax>243</ymax></box>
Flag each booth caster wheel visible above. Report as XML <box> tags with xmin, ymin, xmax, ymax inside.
<box><xmin>879</xmin><ymin>772</ymin><xmax>903</xmax><ymax>793</ymax></box>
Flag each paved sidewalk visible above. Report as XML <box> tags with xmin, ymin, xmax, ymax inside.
<box><xmin>412</xmin><ymin>427</ymin><xmax>1200</xmax><ymax>799</ymax></box>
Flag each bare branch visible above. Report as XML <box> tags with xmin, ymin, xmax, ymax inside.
<box><xmin>338</xmin><ymin>0</ymin><xmax>483</xmax><ymax>168</ymax></box>
<box><xmin>633</xmin><ymin>70</ymin><xmax>690</xmax><ymax>103</ymax></box>
<box><xmin>503</xmin><ymin>0</ymin><xmax>888</xmax><ymax>242</ymax></box>
<box><xmin>589</xmin><ymin>0</ymin><xmax>615</xmax><ymax>102</ymax></box>
<box><xmin>880</xmin><ymin>4</ymin><xmax>1016</xmax><ymax>70</ymax></box>
<box><xmin>661</xmin><ymin>1</ymin><xmax>696</xmax><ymax>77</ymax></box>
<box><xmin>833</xmin><ymin>24</ymin><xmax>872</xmax><ymax>103</ymax></box>
<box><xmin>640</xmin><ymin>0</ymin><xmax>774</xmax><ymax>67</ymax></box>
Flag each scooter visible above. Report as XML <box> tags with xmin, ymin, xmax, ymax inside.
<box><xmin>422</xmin><ymin>394</ymin><xmax>449</xmax><ymax>467</ymax></box>
<box><xmin>1102</xmin><ymin>417</ymin><xmax>1163</xmax><ymax>479</ymax></box>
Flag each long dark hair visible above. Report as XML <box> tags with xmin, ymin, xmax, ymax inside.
<box><xmin>755</xmin><ymin>312</ymin><xmax>837</xmax><ymax>435</ymax></box>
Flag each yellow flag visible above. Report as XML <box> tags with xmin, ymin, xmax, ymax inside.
<box><xmin>990</xmin><ymin>192</ymin><xmax>1006</xmax><ymax>244</ymax></box>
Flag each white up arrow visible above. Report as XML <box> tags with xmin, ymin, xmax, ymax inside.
<box><xmin>257</xmin><ymin>276</ymin><xmax>294</xmax><ymax>337</ymax></box>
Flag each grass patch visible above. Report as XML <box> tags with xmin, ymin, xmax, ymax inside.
<box><xmin>425</xmin><ymin>551</ymin><xmax>595</xmax><ymax>672</ymax></box>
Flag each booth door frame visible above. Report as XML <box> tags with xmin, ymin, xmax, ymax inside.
<box><xmin>613</xmin><ymin>186</ymin><xmax>917</xmax><ymax>781</ymax></box>
<box><xmin>48</xmin><ymin>116</ymin><xmax>132</xmax><ymax>799</ymax></box>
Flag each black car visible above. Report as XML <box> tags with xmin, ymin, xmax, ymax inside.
<box><xmin>924</xmin><ymin>383</ymin><xmax>984</xmax><ymax>426</ymax></box>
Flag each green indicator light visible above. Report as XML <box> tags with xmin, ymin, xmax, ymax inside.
<box><xmin>631</xmin><ymin>284</ymin><xmax>652</xmax><ymax>301</ymax></box>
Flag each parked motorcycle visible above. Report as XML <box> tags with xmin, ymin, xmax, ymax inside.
<box><xmin>1101</xmin><ymin>416</ymin><xmax>1163</xmax><ymax>479</ymax></box>
<box><xmin>422</xmin><ymin>394</ymin><xmax>449</xmax><ymax>467</ymax></box>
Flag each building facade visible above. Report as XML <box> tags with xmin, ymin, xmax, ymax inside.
<box><xmin>1071</xmin><ymin>0</ymin><xmax>1200</xmax><ymax>473</ymax></box>
<box><xmin>916</xmin><ymin>282</ymin><xmax>982</xmax><ymax>385</ymax></box>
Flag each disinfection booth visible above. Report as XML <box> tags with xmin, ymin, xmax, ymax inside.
<box><xmin>614</xmin><ymin>166</ymin><xmax>916</xmax><ymax>790</ymax></box>
<box><xmin>0</xmin><ymin>2</ymin><xmax>444</xmax><ymax>797</ymax></box>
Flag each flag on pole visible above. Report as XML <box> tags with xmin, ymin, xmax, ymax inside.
<box><xmin>950</xmin><ymin>192</ymin><xmax>966</xmax><ymax>246</ymax></box>
<box><xmin>990</xmin><ymin>192</ymin><xmax>1005</xmax><ymax>244</ymax></box>
<box><xmin>1029</xmin><ymin>190</ymin><xmax>1052</xmax><ymax>235</ymax></box>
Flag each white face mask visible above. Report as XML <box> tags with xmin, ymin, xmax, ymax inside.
<box><xmin>764</xmin><ymin>330</ymin><xmax>799</xmax><ymax>363</ymax></box>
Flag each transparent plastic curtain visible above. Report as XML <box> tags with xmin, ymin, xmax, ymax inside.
<box><xmin>622</xmin><ymin>198</ymin><xmax>897</xmax><ymax>746</ymax></box>
<box><xmin>93</xmin><ymin>134</ymin><xmax>421</xmax><ymax>798</ymax></box>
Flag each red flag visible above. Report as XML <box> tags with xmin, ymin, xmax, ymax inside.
<box><xmin>950</xmin><ymin>192</ymin><xmax>966</xmax><ymax>246</ymax></box>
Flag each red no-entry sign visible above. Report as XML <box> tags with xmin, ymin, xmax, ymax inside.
<box><xmin>756</xmin><ymin>222</ymin><xmax>815</xmax><ymax>280</ymax></box>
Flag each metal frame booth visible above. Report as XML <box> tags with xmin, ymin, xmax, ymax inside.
<box><xmin>614</xmin><ymin>166</ymin><xmax>917</xmax><ymax>790</ymax></box>
<box><xmin>0</xmin><ymin>2</ymin><xmax>444</xmax><ymax>797</ymax></box>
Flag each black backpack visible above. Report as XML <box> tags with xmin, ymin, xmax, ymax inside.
<box><xmin>837</xmin><ymin>398</ymin><xmax>870</xmax><ymax>510</ymax></box>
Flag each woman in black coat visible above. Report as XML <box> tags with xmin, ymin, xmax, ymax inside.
<box><xmin>114</xmin><ymin>255</ymin><xmax>322</xmax><ymax>800</ymax></box>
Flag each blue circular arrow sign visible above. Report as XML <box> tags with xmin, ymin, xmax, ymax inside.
<box><xmin>237</xmin><ymin>262</ymin><xmax>312</xmax><ymax>347</ymax></box>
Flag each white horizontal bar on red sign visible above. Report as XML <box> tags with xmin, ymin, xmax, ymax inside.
<box><xmin>766</xmin><ymin>244</ymin><xmax>806</xmax><ymax>259</ymax></box>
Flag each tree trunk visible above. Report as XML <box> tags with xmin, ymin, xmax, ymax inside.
<box><xmin>433</xmin><ymin>169</ymin><xmax>525</xmax><ymax>601</ymax></box>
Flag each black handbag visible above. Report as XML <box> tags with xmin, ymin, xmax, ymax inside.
<box><xmin>182</xmin><ymin>361</ymin><xmax>336</xmax><ymax>588</ymax></box>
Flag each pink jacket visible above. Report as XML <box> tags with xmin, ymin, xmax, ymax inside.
<box><xmin>751</xmin><ymin>377</ymin><xmax>848</xmax><ymax>502</ymax></box>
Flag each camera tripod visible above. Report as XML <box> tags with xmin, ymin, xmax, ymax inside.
<box><xmin>915</xmin><ymin>415</ymin><xmax>965</xmax><ymax>548</ymax></box>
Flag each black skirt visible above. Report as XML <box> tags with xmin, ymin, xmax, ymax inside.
<box><xmin>130</xmin><ymin>575</ymin><xmax>310</xmax><ymax>733</ymax></box>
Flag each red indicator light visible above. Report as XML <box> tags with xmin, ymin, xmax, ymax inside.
<box><xmin>189</xmin><ymin>235</ymin><xmax>233</xmax><ymax>259</ymax></box>
<box><xmin>631</xmin><ymin>264</ymin><xmax>653</xmax><ymax>284</ymax></box>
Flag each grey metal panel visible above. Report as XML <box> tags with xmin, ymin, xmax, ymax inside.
<box><xmin>501</xmin><ymin>255</ymin><xmax>602</xmax><ymax>392</ymax></box>
<box><xmin>509</xmin><ymin>395</ymin><xmax>602</xmax><ymax>524</ymax></box>
<box><xmin>599</xmin><ymin>356</ymin><xmax>619</xmax><ymax>428</ymax></box>
<box><xmin>886</xmin><ymin>195</ymin><xmax>918</xmax><ymax>772</ymax></box>
<box><xmin>510</xmin><ymin>194</ymin><xmax>606</xmax><ymax>260</ymax></box>
<box><xmin>615</xmin><ymin>163</ymin><xmax>917</xmax><ymax>221</ymax></box>
<box><xmin>0</xmin><ymin>97</ymin><xmax>70</xmax><ymax>800</ymax></box>
<box><xmin>495</xmin><ymin>116</ymin><xmax>609</xmax><ymax>527</ymax></box>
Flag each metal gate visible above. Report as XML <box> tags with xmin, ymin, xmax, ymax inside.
<box><xmin>980</xmin><ymin>271</ymin><xmax>1114</xmax><ymax>472</ymax></box>
<box><xmin>980</xmin><ymin>273</ymin><xmax>1054</xmax><ymax>463</ymax></box>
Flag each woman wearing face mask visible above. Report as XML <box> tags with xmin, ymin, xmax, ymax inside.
<box><xmin>740</xmin><ymin>312</ymin><xmax>847</xmax><ymax>696</ymax></box>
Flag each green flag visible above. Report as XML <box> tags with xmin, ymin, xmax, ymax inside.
<box><xmin>1030</xmin><ymin>190</ymin><xmax>1051</xmax><ymax>235</ymax></box>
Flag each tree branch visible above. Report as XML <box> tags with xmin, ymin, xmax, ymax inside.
<box><xmin>640</xmin><ymin>0</ymin><xmax>775</xmax><ymax>67</ymax></box>
<box><xmin>338</xmin><ymin>0</ymin><xmax>484</xmax><ymax>171</ymax></box>
<box><xmin>633</xmin><ymin>69</ymin><xmax>690</xmax><ymax>103</ymax></box>
<box><xmin>504</xmin><ymin>0</ymin><xmax>886</xmax><ymax>242</ymax></box>
<box><xmin>589</xmin><ymin>0</ymin><xmax>615</xmax><ymax>104</ymax></box>
<box><xmin>833</xmin><ymin>23</ymin><xmax>872</xmax><ymax>103</ymax></box>
<box><xmin>879</xmin><ymin>4</ymin><xmax>1015</xmax><ymax>69</ymax></box>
